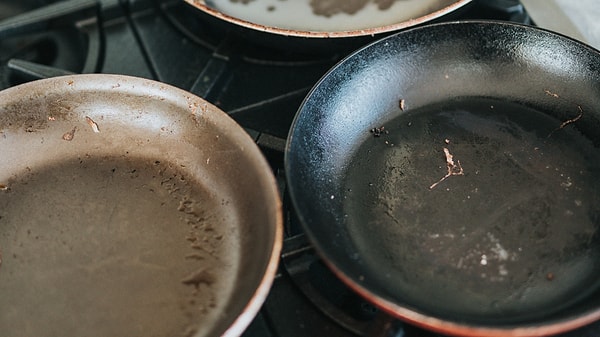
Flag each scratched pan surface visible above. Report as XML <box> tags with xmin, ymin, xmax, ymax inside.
<box><xmin>285</xmin><ymin>21</ymin><xmax>600</xmax><ymax>336</ymax></box>
<box><xmin>0</xmin><ymin>74</ymin><xmax>282</xmax><ymax>337</ymax></box>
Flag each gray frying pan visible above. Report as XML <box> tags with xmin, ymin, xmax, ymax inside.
<box><xmin>285</xmin><ymin>21</ymin><xmax>600</xmax><ymax>336</ymax></box>
<box><xmin>0</xmin><ymin>74</ymin><xmax>282</xmax><ymax>337</ymax></box>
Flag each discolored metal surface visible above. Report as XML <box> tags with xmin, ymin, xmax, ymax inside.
<box><xmin>0</xmin><ymin>74</ymin><xmax>282</xmax><ymax>337</ymax></box>
<box><xmin>286</xmin><ymin>21</ymin><xmax>600</xmax><ymax>336</ymax></box>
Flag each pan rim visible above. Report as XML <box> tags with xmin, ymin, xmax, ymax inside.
<box><xmin>324</xmin><ymin>256</ymin><xmax>600</xmax><ymax>337</ymax></box>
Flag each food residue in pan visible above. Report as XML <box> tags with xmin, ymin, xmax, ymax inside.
<box><xmin>309</xmin><ymin>0</ymin><xmax>398</xmax><ymax>17</ymax></box>
<box><xmin>370</xmin><ymin>126</ymin><xmax>388</xmax><ymax>137</ymax></box>
<box><xmin>544</xmin><ymin>89</ymin><xmax>584</xmax><ymax>138</ymax></box>
<box><xmin>62</xmin><ymin>127</ymin><xmax>77</xmax><ymax>141</ymax></box>
<box><xmin>85</xmin><ymin>116</ymin><xmax>100</xmax><ymax>133</ymax></box>
<box><xmin>206</xmin><ymin>0</ymin><xmax>457</xmax><ymax>32</ymax></box>
<box><xmin>370</xmin><ymin>126</ymin><xmax>396</xmax><ymax>146</ymax></box>
<box><xmin>429</xmin><ymin>140</ymin><xmax>464</xmax><ymax>190</ymax></box>
<box><xmin>222</xmin><ymin>0</ymin><xmax>398</xmax><ymax>14</ymax></box>
<box><xmin>399</xmin><ymin>98</ymin><xmax>406</xmax><ymax>111</ymax></box>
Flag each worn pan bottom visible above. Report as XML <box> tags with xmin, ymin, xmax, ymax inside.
<box><xmin>0</xmin><ymin>155</ymin><xmax>241</xmax><ymax>336</ymax></box>
<box><xmin>342</xmin><ymin>97</ymin><xmax>600</xmax><ymax>323</ymax></box>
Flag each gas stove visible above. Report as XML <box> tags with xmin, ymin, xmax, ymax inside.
<box><xmin>1</xmin><ymin>1</ymin><xmax>599</xmax><ymax>336</ymax></box>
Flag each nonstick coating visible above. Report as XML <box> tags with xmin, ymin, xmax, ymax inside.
<box><xmin>0</xmin><ymin>74</ymin><xmax>282</xmax><ymax>337</ymax></box>
<box><xmin>285</xmin><ymin>21</ymin><xmax>600</xmax><ymax>336</ymax></box>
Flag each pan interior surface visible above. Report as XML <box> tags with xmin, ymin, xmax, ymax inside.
<box><xmin>0</xmin><ymin>156</ymin><xmax>239</xmax><ymax>336</ymax></box>
<box><xmin>343</xmin><ymin>97</ymin><xmax>600</xmax><ymax>322</ymax></box>
<box><xmin>0</xmin><ymin>75</ymin><xmax>281</xmax><ymax>337</ymax></box>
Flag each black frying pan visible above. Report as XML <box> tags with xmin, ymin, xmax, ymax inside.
<box><xmin>285</xmin><ymin>21</ymin><xmax>600</xmax><ymax>336</ymax></box>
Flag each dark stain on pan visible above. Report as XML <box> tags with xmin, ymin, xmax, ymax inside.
<box><xmin>0</xmin><ymin>93</ymin><xmax>80</xmax><ymax>133</ymax></box>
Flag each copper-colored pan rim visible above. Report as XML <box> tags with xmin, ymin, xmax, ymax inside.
<box><xmin>321</xmin><ymin>257</ymin><xmax>600</xmax><ymax>337</ymax></box>
<box><xmin>184</xmin><ymin>0</ymin><xmax>472</xmax><ymax>38</ymax></box>
<box><xmin>222</xmin><ymin>199</ymin><xmax>283</xmax><ymax>337</ymax></box>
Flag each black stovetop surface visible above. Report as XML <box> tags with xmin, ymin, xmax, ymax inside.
<box><xmin>2</xmin><ymin>1</ymin><xmax>600</xmax><ymax>336</ymax></box>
